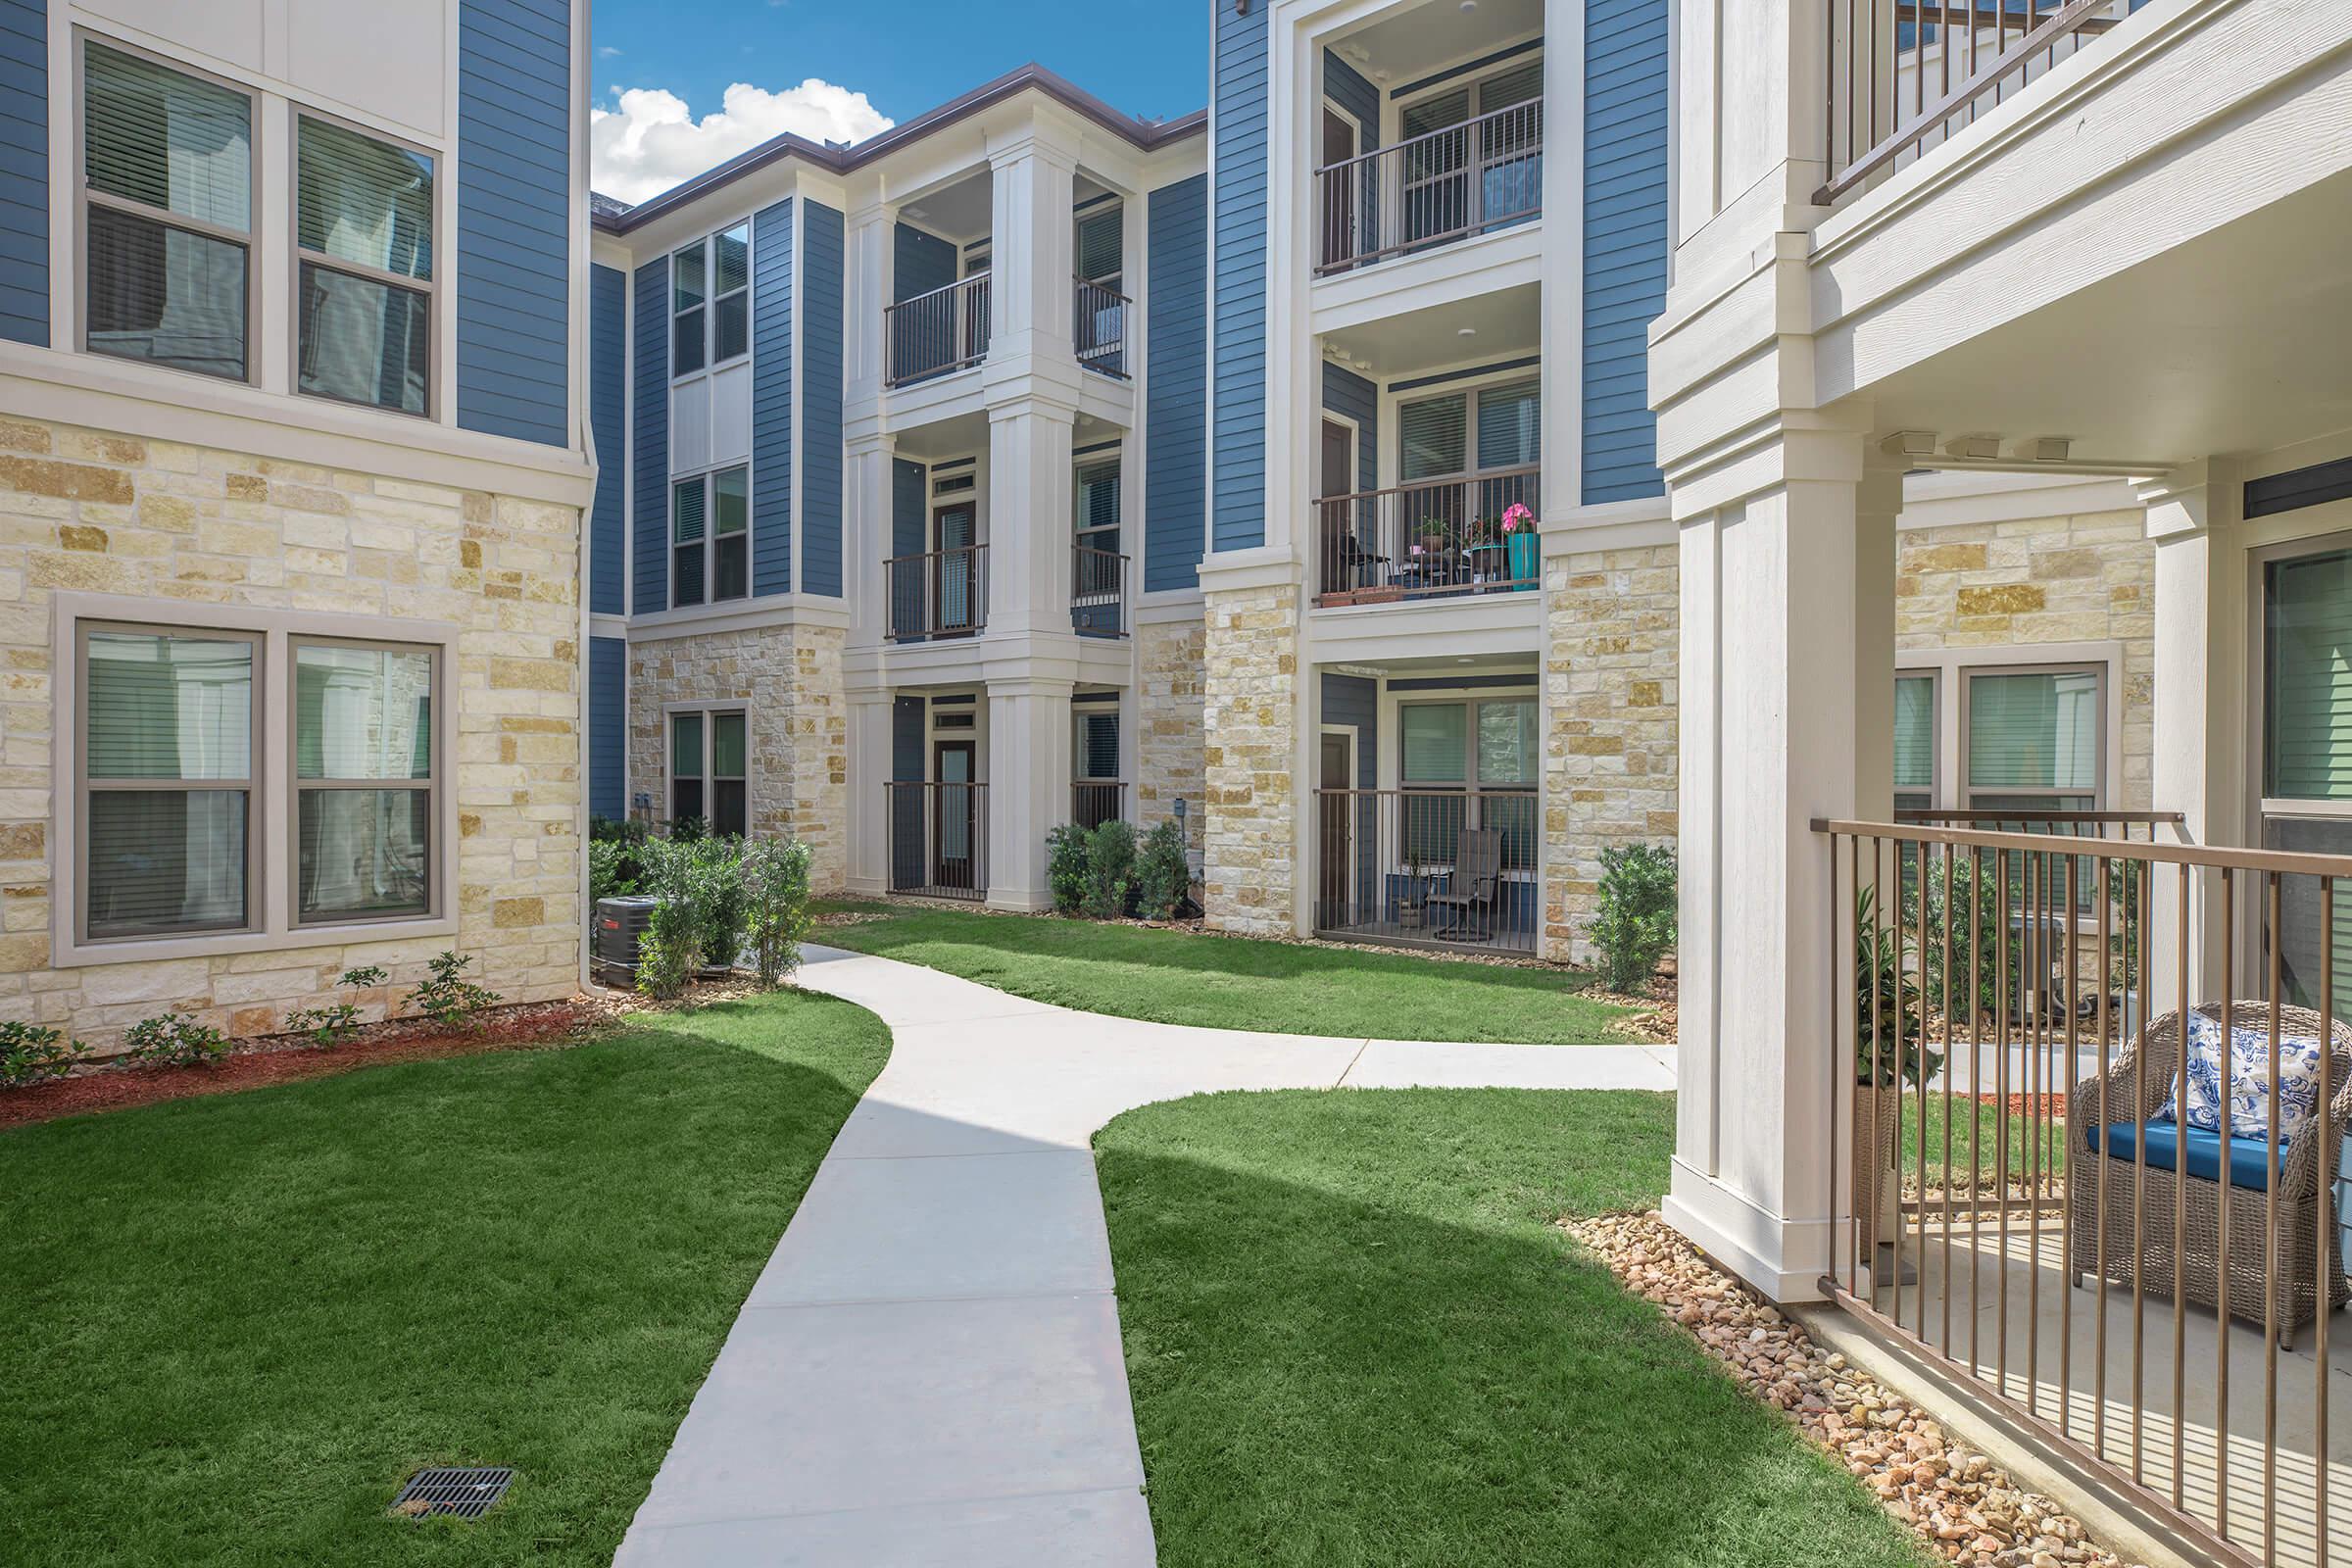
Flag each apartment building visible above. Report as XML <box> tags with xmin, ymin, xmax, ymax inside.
<box><xmin>0</xmin><ymin>0</ymin><xmax>593</xmax><ymax>1047</ymax></box>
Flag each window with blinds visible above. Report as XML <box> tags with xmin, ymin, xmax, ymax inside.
<box><xmin>1078</xmin><ymin>711</ymin><xmax>1120</xmax><ymax>780</ymax></box>
<box><xmin>1399</xmin><ymin>395</ymin><xmax>1467</xmax><ymax>481</ymax></box>
<box><xmin>1475</xmin><ymin>380</ymin><xmax>1540</xmax><ymax>470</ymax></box>
<box><xmin>1076</xmin><ymin>207</ymin><xmax>1121</xmax><ymax>288</ymax></box>
<box><xmin>2265</xmin><ymin>550</ymin><xmax>2352</xmax><ymax>803</ymax></box>
<box><xmin>82</xmin><ymin>42</ymin><xmax>253</xmax><ymax>381</ymax></box>
<box><xmin>1894</xmin><ymin>673</ymin><xmax>1936</xmax><ymax>810</ymax></box>
<box><xmin>82</xmin><ymin>628</ymin><xmax>257</xmax><ymax>939</ymax></box>
<box><xmin>1075</xmin><ymin>459</ymin><xmax>1120</xmax><ymax>555</ymax></box>
<box><xmin>1964</xmin><ymin>668</ymin><xmax>2101</xmax><ymax>808</ymax></box>
<box><xmin>295</xmin><ymin>116</ymin><xmax>433</xmax><ymax>416</ymax></box>
<box><xmin>671</xmin><ymin>477</ymin><xmax>707</xmax><ymax>609</ymax></box>
<box><xmin>293</xmin><ymin>642</ymin><xmax>435</xmax><ymax>924</ymax></box>
<box><xmin>672</xmin><ymin>237</ymin><xmax>707</xmax><ymax>375</ymax></box>
<box><xmin>712</xmin><ymin>466</ymin><xmax>750</xmax><ymax>603</ymax></box>
<box><xmin>670</xmin><ymin>710</ymin><xmax>748</xmax><ymax>837</ymax></box>
<box><xmin>712</xmin><ymin>222</ymin><xmax>751</xmax><ymax>363</ymax></box>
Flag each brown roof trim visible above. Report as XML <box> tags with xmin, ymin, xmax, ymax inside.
<box><xmin>592</xmin><ymin>64</ymin><xmax>1207</xmax><ymax>234</ymax></box>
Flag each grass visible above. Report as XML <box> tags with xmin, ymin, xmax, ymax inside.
<box><xmin>1095</xmin><ymin>1089</ymin><xmax>1929</xmax><ymax>1567</ymax></box>
<box><xmin>814</xmin><ymin>901</ymin><xmax>1636</xmax><ymax>1044</ymax></box>
<box><xmin>1898</xmin><ymin>1095</ymin><xmax>2068</xmax><ymax>1182</ymax></box>
<box><xmin>0</xmin><ymin>989</ymin><xmax>891</xmax><ymax>1567</ymax></box>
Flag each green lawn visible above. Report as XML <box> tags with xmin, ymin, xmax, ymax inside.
<box><xmin>815</xmin><ymin>901</ymin><xmax>1635</xmax><ymax>1043</ymax></box>
<box><xmin>1899</xmin><ymin>1095</ymin><xmax>2067</xmax><ymax>1182</ymax></box>
<box><xmin>1096</xmin><ymin>1089</ymin><xmax>1928</xmax><ymax>1568</ymax></box>
<box><xmin>0</xmin><ymin>990</ymin><xmax>890</xmax><ymax>1567</ymax></box>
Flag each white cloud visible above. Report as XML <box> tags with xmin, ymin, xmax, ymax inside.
<box><xmin>597</xmin><ymin>44</ymin><xmax>622</xmax><ymax>58</ymax></box>
<box><xmin>590</xmin><ymin>79</ymin><xmax>894</xmax><ymax>206</ymax></box>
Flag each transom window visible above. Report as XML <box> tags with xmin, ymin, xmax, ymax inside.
<box><xmin>81</xmin><ymin>40</ymin><xmax>254</xmax><ymax>383</ymax></box>
<box><xmin>295</xmin><ymin>115</ymin><xmax>435</xmax><ymax>416</ymax></box>
<box><xmin>671</xmin><ymin>220</ymin><xmax>749</xmax><ymax>377</ymax></box>
<box><xmin>670</xmin><ymin>710</ymin><xmax>748</xmax><ymax>838</ymax></box>
<box><xmin>671</xmin><ymin>466</ymin><xmax>749</xmax><ymax>609</ymax></box>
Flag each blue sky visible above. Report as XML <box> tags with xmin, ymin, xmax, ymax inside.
<box><xmin>590</xmin><ymin>0</ymin><xmax>1209</xmax><ymax>203</ymax></box>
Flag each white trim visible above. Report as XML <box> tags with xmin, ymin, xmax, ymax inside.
<box><xmin>1895</xmin><ymin>642</ymin><xmax>2125</xmax><ymax>814</ymax></box>
<box><xmin>659</xmin><ymin>700</ymin><xmax>752</xmax><ymax>835</ymax></box>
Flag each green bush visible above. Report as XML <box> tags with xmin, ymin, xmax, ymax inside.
<box><xmin>743</xmin><ymin>838</ymin><xmax>815</xmax><ymax>987</ymax></box>
<box><xmin>693</xmin><ymin>837</ymin><xmax>749</xmax><ymax>972</ymax></box>
<box><xmin>283</xmin><ymin>964</ymin><xmax>390</xmax><ymax>1051</ymax></box>
<box><xmin>1133</xmin><ymin>819</ymin><xmax>1191</xmax><ymax>921</ymax></box>
<box><xmin>633</xmin><ymin>838</ymin><xmax>704</xmax><ymax>1000</ymax></box>
<box><xmin>406</xmin><ymin>951</ymin><xmax>502</xmax><ymax>1031</ymax></box>
<box><xmin>590</xmin><ymin>836</ymin><xmax>640</xmax><ymax>903</ymax></box>
<box><xmin>0</xmin><ymin>1021</ymin><xmax>87</xmax><ymax>1087</ymax></box>
<box><xmin>122</xmin><ymin>1011</ymin><xmax>229</xmax><ymax>1067</ymax></box>
<box><xmin>1590</xmin><ymin>842</ymin><xmax>1677</xmax><ymax>994</ymax></box>
<box><xmin>1855</xmin><ymin>884</ymin><xmax>1935</xmax><ymax>1087</ymax></box>
<box><xmin>1083</xmin><ymin>819</ymin><xmax>1139</xmax><ymax>921</ymax></box>
<box><xmin>1047</xmin><ymin>823</ymin><xmax>1091</xmax><ymax>914</ymax></box>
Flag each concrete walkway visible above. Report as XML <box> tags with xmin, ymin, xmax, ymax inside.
<box><xmin>614</xmin><ymin>944</ymin><xmax>1676</xmax><ymax>1567</ymax></box>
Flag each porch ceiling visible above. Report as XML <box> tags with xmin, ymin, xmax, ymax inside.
<box><xmin>1843</xmin><ymin>165</ymin><xmax>2352</xmax><ymax>469</ymax></box>
<box><xmin>1332</xmin><ymin>0</ymin><xmax>1540</xmax><ymax>88</ymax></box>
<box><xmin>1320</xmin><ymin>281</ymin><xmax>1538</xmax><ymax>381</ymax></box>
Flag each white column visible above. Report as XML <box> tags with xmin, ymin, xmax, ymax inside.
<box><xmin>1665</xmin><ymin>425</ymin><xmax>1888</xmax><ymax>1303</ymax></box>
<box><xmin>986</xmin><ymin>124</ymin><xmax>1079</xmax><ymax>374</ymax></box>
<box><xmin>1538</xmin><ymin>0</ymin><xmax>1586</xmax><ymax>522</ymax></box>
<box><xmin>844</xmin><ymin>434</ymin><xmax>896</xmax><ymax>648</ymax></box>
<box><xmin>986</xmin><ymin>395</ymin><xmax>1077</xmax><ymax>635</ymax></box>
<box><xmin>845</xmin><ymin>693</ymin><xmax>892</xmax><ymax>897</ymax></box>
<box><xmin>845</xmin><ymin>199</ymin><xmax>898</xmax><ymax>405</ymax></box>
<box><xmin>986</xmin><ymin>676</ymin><xmax>1076</xmax><ymax>910</ymax></box>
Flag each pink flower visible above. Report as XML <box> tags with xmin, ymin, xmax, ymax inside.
<box><xmin>1408</xmin><ymin>543</ymin><xmax>1423</xmax><ymax>557</ymax></box>
<box><xmin>1501</xmin><ymin>503</ymin><xmax>1536</xmax><ymax>534</ymax></box>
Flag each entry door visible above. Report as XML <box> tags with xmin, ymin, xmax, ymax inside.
<box><xmin>934</xmin><ymin>503</ymin><xmax>978</xmax><ymax>634</ymax></box>
<box><xmin>1320</xmin><ymin>108</ymin><xmax>1357</xmax><ymax>268</ymax></box>
<box><xmin>934</xmin><ymin>740</ymin><xmax>977</xmax><ymax>891</ymax></box>
<box><xmin>1319</xmin><ymin>419</ymin><xmax>1356</xmax><ymax>591</ymax></box>
<box><xmin>1318</xmin><ymin>732</ymin><xmax>1353</xmax><ymax>923</ymax></box>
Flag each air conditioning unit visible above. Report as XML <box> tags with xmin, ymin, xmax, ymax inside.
<box><xmin>594</xmin><ymin>896</ymin><xmax>660</xmax><ymax>979</ymax></box>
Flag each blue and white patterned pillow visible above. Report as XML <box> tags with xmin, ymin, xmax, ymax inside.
<box><xmin>2154</xmin><ymin>1012</ymin><xmax>2329</xmax><ymax>1155</ymax></box>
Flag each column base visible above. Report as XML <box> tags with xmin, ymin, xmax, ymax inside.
<box><xmin>984</xmin><ymin>888</ymin><xmax>1054</xmax><ymax>914</ymax></box>
<box><xmin>1662</xmin><ymin>1157</ymin><xmax>1834</xmax><ymax>1305</ymax></box>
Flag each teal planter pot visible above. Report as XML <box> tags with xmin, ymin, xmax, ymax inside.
<box><xmin>1507</xmin><ymin>530</ymin><xmax>1539</xmax><ymax>589</ymax></box>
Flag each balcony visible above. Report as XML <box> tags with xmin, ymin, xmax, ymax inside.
<box><xmin>886</xmin><ymin>272</ymin><xmax>992</xmax><ymax>388</ymax></box>
<box><xmin>884</xmin><ymin>780</ymin><xmax>988</xmax><ymax>900</ymax></box>
<box><xmin>1311</xmin><ymin>465</ymin><xmax>1541</xmax><ymax>608</ymax></box>
<box><xmin>1312</xmin><ymin>786</ymin><xmax>1538</xmax><ymax>956</ymax></box>
<box><xmin>1071</xmin><ymin>780</ymin><xmax>1126</xmax><ymax>832</ymax></box>
<box><xmin>1071</xmin><ymin>545</ymin><xmax>1128</xmax><ymax>638</ymax></box>
<box><xmin>1314</xmin><ymin>100</ymin><xmax>1544</xmax><ymax>275</ymax></box>
<box><xmin>1074</xmin><ymin>277</ymin><xmax>1128</xmax><ymax>378</ymax></box>
<box><xmin>886</xmin><ymin>544</ymin><xmax>987</xmax><ymax>642</ymax></box>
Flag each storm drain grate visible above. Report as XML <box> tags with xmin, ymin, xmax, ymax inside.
<box><xmin>389</xmin><ymin>1467</ymin><xmax>514</xmax><ymax>1521</ymax></box>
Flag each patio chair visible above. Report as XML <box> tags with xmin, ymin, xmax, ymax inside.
<box><xmin>2068</xmin><ymin>1002</ymin><xmax>2352</xmax><ymax>1348</ymax></box>
<box><xmin>1426</xmin><ymin>828</ymin><xmax>1502</xmax><ymax>944</ymax></box>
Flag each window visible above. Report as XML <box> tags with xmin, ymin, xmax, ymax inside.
<box><xmin>295</xmin><ymin>116</ymin><xmax>434</xmax><ymax>415</ymax></box>
<box><xmin>2259</xmin><ymin>547</ymin><xmax>2352</xmax><ymax>1009</ymax></box>
<box><xmin>293</xmin><ymin>641</ymin><xmax>436</xmax><ymax>923</ymax></box>
<box><xmin>80</xmin><ymin>627</ymin><xmax>258</xmax><ymax>940</ymax></box>
<box><xmin>1077</xmin><ymin>710</ymin><xmax>1120</xmax><ymax>780</ymax></box>
<box><xmin>1398</xmin><ymin>380</ymin><xmax>1541</xmax><ymax>480</ymax></box>
<box><xmin>1398</xmin><ymin>697</ymin><xmax>1538</xmax><ymax>868</ymax></box>
<box><xmin>670</xmin><ymin>710</ymin><xmax>748</xmax><ymax>838</ymax></box>
<box><xmin>671</xmin><ymin>466</ymin><xmax>749</xmax><ymax>609</ymax></box>
<box><xmin>81</xmin><ymin>41</ymin><xmax>253</xmax><ymax>382</ymax></box>
<box><xmin>670</xmin><ymin>221</ymin><xmax>749</xmax><ymax>377</ymax></box>
<box><xmin>1076</xmin><ymin>207</ymin><xmax>1122</xmax><ymax>293</ymax></box>
<box><xmin>1962</xmin><ymin>666</ymin><xmax>2101</xmax><ymax>816</ymax></box>
<box><xmin>1075</xmin><ymin>459</ymin><xmax>1120</xmax><ymax>556</ymax></box>
<box><xmin>1894</xmin><ymin>672</ymin><xmax>1936</xmax><ymax>811</ymax></box>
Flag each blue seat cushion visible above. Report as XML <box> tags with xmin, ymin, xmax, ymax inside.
<box><xmin>2085</xmin><ymin>1118</ymin><xmax>2288</xmax><ymax>1193</ymax></box>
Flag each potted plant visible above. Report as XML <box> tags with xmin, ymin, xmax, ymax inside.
<box><xmin>1501</xmin><ymin>502</ymin><xmax>1539</xmax><ymax>588</ymax></box>
<box><xmin>1463</xmin><ymin>514</ymin><xmax>1506</xmax><ymax>583</ymax></box>
<box><xmin>1853</xmin><ymin>883</ymin><xmax>1938</xmax><ymax>1265</ymax></box>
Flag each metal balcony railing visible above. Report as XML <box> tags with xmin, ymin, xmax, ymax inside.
<box><xmin>1311</xmin><ymin>464</ymin><xmax>1541</xmax><ymax>606</ymax></box>
<box><xmin>1071</xmin><ymin>545</ymin><xmax>1128</xmax><ymax>638</ymax></box>
<box><xmin>1314</xmin><ymin>99</ymin><xmax>1543</xmax><ymax>274</ymax></box>
<box><xmin>1311</xmin><ymin>786</ymin><xmax>1539</xmax><ymax>956</ymax></box>
<box><xmin>1071</xmin><ymin>780</ymin><xmax>1126</xmax><ymax>833</ymax></box>
<box><xmin>885</xmin><ymin>780</ymin><xmax>987</xmax><ymax>900</ymax></box>
<box><xmin>1074</xmin><ymin>277</ymin><xmax>1129</xmax><ymax>377</ymax></box>
<box><xmin>886</xmin><ymin>271</ymin><xmax>991</xmax><ymax>387</ymax></box>
<box><xmin>886</xmin><ymin>544</ymin><xmax>987</xmax><ymax>641</ymax></box>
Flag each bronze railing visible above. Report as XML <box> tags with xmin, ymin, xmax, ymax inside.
<box><xmin>1071</xmin><ymin>545</ymin><xmax>1128</xmax><ymax>638</ymax></box>
<box><xmin>1312</xmin><ymin>465</ymin><xmax>1541</xmax><ymax>606</ymax></box>
<box><xmin>1314</xmin><ymin>99</ymin><xmax>1544</xmax><ymax>274</ymax></box>
<box><xmin>885</xmin><ymin>271</ymin><xmax>991</xmax><ymax>386</ymax></box>
<box><xmin>1818</xmin><ymin>0</ymin><xmax>2138</xmax><ymax>206</ymax></box>
<box><xmin>885</xmin><ymin>780</ymin><xmax>987</xmax><ymax>900</ymax></box>
<box><xmin>1074</xmin><ymin>277</ymin><xmax>1129</xmax><ymax>377</ymax></box>
<box><xmin>886</xmin><ymin>544</ymin><xmax>987</xmax><ymax>642</ymax></box>
<box><xmin>1310</xmin><ymin>786</ymin><xmax>1538</xmax><ymax>955</ymax></box>
<box><xmin>1818</xmin><ymin>809</ymin><xmax>2352</xmax><ymax>1568</ymax></box>
<box><xmin>1072</xmin><ymin>780</ymin><xmax>1126</xmax><ymax>833</ymax></box>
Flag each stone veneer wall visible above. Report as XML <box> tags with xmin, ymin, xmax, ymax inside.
<box><xmin>625</xmin><ymin>623</ymin><xmax>849</xmax><ymax>891</ymax></box>
<box><xmin>1136</xmin><ymin>613</ymin><xmax>1205</xmax><ymax>857</ymax></box>
<box><xmin>1543</xmin><ymin>543</ymin><xmax>1680</xmax><ymax>964</ymax></box>
<box><xmin>0</xmin><ymin>416</ymin><xmax>582</xmax><ymax>1050</ymax></box>
<box><xmin>1200</xmin><ymin>584</ymin><xmax>1297</xmax><ymax>936</ymax></box>
<box><xmin>1896</xmin><ymin>509</ymin><xmax>2156</xmax><ymax>809</ymax></box>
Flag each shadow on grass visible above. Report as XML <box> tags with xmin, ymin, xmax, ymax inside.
<box><xmin>0</xmin><ymin>990</ymin><xmax>888</xmax><ymax>1568</ymax></box>
<box><xmin>1097</xmin><ymin>1088</ymin><xmax>1925</xmax><ymax>1568</ymax></box>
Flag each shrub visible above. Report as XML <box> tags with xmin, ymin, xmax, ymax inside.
<box><xmin>1590</xmin><ymin>842</ymin><xmax>1677</xmax><ymax>995</ymax></box>
<box><xmin>633</xmin><ymin>838</ymin><xmax>704</xmax><ymax>1000</ymax></box>
<box><xmin>590</xmin><ymin>837</ymin><xmax>640</xmax><ymax>903</ymax></box>
<box><xmin>1047</xmin><ymin>823</ymin><xmax>1091</xmax><ymax>914</ymax></box>
<box><xmin>743</xmin><ymin>838</ymin><xmax>815</xmax><ymax>986</ymax></box>
<box><xmin>1083</xmin><ymin>819</ymin><xmax>1139</xmax><ymax>921</ymax></box>
<box><xmin>0</xmin><ymin>1021</ymin><xmax>87</xmax><ymax>1087</ymax></box>
<box><xmin>285</xmin><ymin>964</ymin><xmax>392</xmax><ymax>1051</ymax></box>
<box><xmin>693</xmin><ymin>837</ymin><xmax>749</xmax><ymax>973</ymax></box>
<box><xmin>1855</xmin><ymin>884</ymin><xmax>1935</xmax><ymax>1087</ymax></box>
<box><xmin>122</xmin><ymin>1010</ymin><xmax>229</xmax><ymax>1068</ymax></box>
<box><xmin>1133</xmin><ymin>819</ymin><xmax>1191</xmax><ymax>922</ymax></box>
<box><xmin>406</xmin><ymin>951</ymin><xmax>502</xmax><ymax>1031</ymax></box>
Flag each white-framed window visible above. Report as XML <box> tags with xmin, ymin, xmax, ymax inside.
<box><xmin>670</xmin><ymin>220</ymin><xmax>749</xmax><ymax>378</ymax></box>
<box><xmin>1074</xmin><ymin>456</ymin><xmax>1120</xmax><ymax>555</ymax></box>
<box><xmin>1895</xmin><ymin>658</ymin><xmax>2108</xmax><ymax>816</ymax></box>
<box><xmin>1397</xmin><ymin>378</ymin><xmax>1540</xmax><ymax>480</ymax></box>
<box><xmin>1075</xmin><ymin>709</ymin><xmax>1120</xmax><ymax>781</ymax></box>
<box><xmin>294</xmin><ymin>113</ymin><xmax>436</xmax><ymax>416</ymax></box>
<box><xmin>670</xmin><ymin>466</ymin><xmax>749</xmax><ymax>609</ymax></box>
<box><xmin>2255</xmin><ymin>539</ymin><xmax>2352</xmax><ymax>1009</ymax></box>
<box><xmin>669</xmin><ymin>709</ymin><xmax>748</xmax><ymax>838</ymax></box>
<box><xmin>1397</xmin><ymin>695</ymin><xmax>1539</xmax><ymax>870</ymax></box>
<box><xmin>60</xmin><ymin>596</ymin><xmax>458</xmax><ymax>963</ymax></box>
<box><xmin>1894</xmin><ymin>670</ymin><xmax>1937</xmax><ymax>811</ymax></box>
<box><xmin>79</xmin><ymin>36</ymin><xmax>255</xmax><ymax>384</ymax></box>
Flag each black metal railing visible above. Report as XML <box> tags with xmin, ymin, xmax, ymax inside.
<box><xmin>1074</xmin><ymin>276</ymin><xmax>1128</xmax><ymax>377</ymax></box>
<box><xmin>1315</xmin><ymin>99</ymin><xmax>1544</xmax><ymax>274</ymax></box>
<box><xmin>887</xmin><ymin>544</ymin><xmax>987</xmax><ymax>641</ymax></box>
<box><xmin>886</xmin><ymin>271</ymin><xmax>992</xmax><ymax>386</ymax></box>
<box><xmin>1072</xmin><ymin>781</ymin><xmax>1126</xmax><ymax>832</ymax></box>
<box><xmin>1072</xmin><ymin>545</ymin><xmax>1128</xmax><ymax>637</ymax></box>
<box><xmin>885</xmin><ymin>780</ymin><xmax>987</xmax><ymax>900</ymax></box>
<box><xmin>1310</xmin><ymin>786</ymin><xmax>1538</xmax><ymax>955</ymax></box>
<box><xmin>1313</xmin><ymin>465</ymin><xmax>1541</xmax><ymax>606</ymax></box>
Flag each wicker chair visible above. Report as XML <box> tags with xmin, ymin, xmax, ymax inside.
<box><xmin>2068</xmin><ymin>1002</ymin><xmax>2352</xmax><ymax>1348</ymax></box>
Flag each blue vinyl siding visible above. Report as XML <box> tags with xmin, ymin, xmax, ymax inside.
<box><xmin>1145</xmin><ymin>175</ymin><xmax>1207</xmax><ymax>593</ymax></box>
<box><xmin>456</xmin><ymin>0</ymin><xmax>571</xmax><ymax>446</ymax></box>
<box><xmin>589</xmin><ymin>636</ymin><xmax>627</xmax><ymax>822</ymax></box>
<box><xmin>751</xmin><ymin>198</ymin><xmax>794</xmax><ymax>597</ymax></box>
<box><xmin>893</xmin><ymin>458</ymin><xmax>927</xmax><ymax>558</ymax></box>
<box><xmin>0</xmin><ymin>0</ymin><xmax>44</xmax><ymax>346</ymax></box>
<box><xmin>1323</xmin><ymin>50</ymin><xmax>1380</xmax><ymax>248</ymax></box>
<box><xmin>1320</xmin><ymin>672</ymin><xmax>1379</xmax><ymax>910</ymax></box>
<box><xmin>892</xmin><ymin>695</ymin><xmax>926</xmax><ymax>781</ymax></box>
<box><xmin>801</xmin><ymin>201</ymin><xmax>846</xmax><ymax>596</ymax></box>
<box><xmin>1582</xmin><ymin>0</ymin><xmax>1669</xmax><ymax>505</ymax></box>
<box><xmin>587</xmin><ymin>264</ymin><xmax>626</xmax><ymax>616</ymax></box>
<box><xmin>1212</xmin><ymin>0</ymin><xmax>1269</xmax><ymax>553</ymax></box>
<box><xmin>1321</xmin><ymin>363</ymin><xmax>1378</xmax><ymax>495</ymax></box>
<box><xmin>632</xmin><ymin>259</ymin><xmax>668</xmax><ymax>613</ymax></box>
<box><xmin>894</xmin><ymin>222</ymin><xmax>956</xmax><ymax>302</ymax></box>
